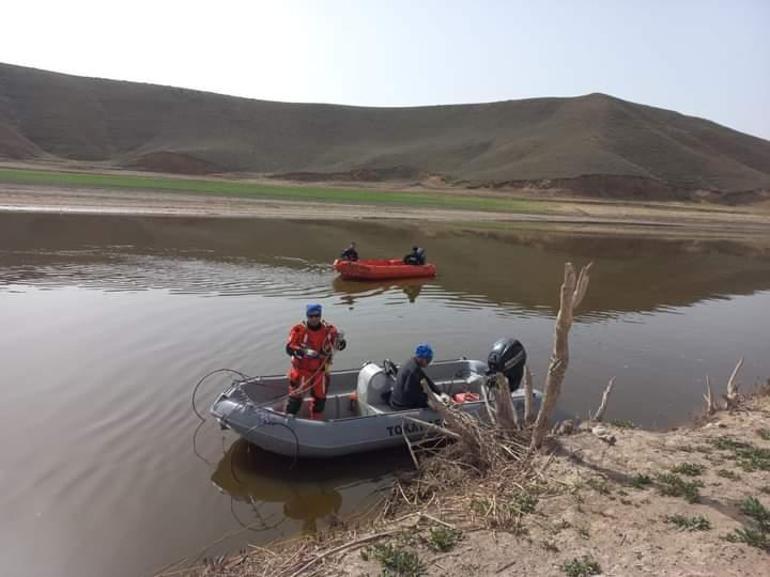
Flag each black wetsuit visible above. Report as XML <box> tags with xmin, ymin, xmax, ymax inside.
<box><xmin>403</xmin><ymin>247</ymin><xmax>426</xmax><ymax>265</ymax></box>
<box><xmin>389</xmin><ymin>357</ymin><xmax>441</xmax><ymax>409</ymax></box>
<box><xmin>340</xmin><ymin>246</ymin><xmax>359</xmax><ymax>261</ymax></box>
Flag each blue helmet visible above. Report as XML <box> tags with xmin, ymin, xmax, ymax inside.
<box><xmin>306</xmin><ymin>303</ymin><xmax>322</xmax><ymax>317</ymax></box>
<box><xmin>415</xmin><ymin>343</ymin><xmax>434</xmax><ymax>360</ymax></box>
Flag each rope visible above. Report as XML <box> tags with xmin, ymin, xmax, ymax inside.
<box><xmin>191</xmin><ymin>368</ymin><xmax>252</xmax><ymax>422</ymax></box>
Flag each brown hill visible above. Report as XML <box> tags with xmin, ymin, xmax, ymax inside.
<box><xmin>1</xmin><ymin>62</ymin><xmax>769</xmax><ymax>200</ymax></box>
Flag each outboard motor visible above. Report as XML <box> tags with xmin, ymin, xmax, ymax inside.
<box><xmin>487</xmin><ymin>338</ymin><xmax>527</xmax><ymax>391</ymax></box>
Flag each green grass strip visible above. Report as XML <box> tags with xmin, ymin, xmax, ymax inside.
<box><xmin>0</xmin><ymin>167</ymin><xmax>549</xmax><ymax>214</ymax></box>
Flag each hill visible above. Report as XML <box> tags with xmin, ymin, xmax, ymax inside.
<box><xmin>1</xmin><ymin>62</ymin><xmax>769</xmax><ymax>200</ymax></box>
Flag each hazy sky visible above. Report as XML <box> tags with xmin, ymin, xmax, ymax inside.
<box><xmin>2</xmin><ymin>0</ymin><xmax>768</xmax><ymax>139</ymax></box>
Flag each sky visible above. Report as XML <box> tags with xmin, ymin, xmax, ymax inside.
<box><xmin>2</xmin><ymin>0</ymin><xmax>768</xmax><ymax>139</ymax></box>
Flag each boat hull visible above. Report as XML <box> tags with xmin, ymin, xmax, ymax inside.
<box><xmin>210</xmin><ymin>360</ymin><xmax>541</xmax><ymax>459</ymax></box>
<box><xmin>333</xmin><ymin>258</ymin><xmax>437</xmax><ymax>280</ymax></box>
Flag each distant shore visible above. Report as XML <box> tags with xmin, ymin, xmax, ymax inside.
<box><xmin>2</xmin><ymin>168</ymin><xmax>770</xmax><ymax>244</ymax></box>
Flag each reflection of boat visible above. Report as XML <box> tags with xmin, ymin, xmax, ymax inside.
<box><xmin>331</xmin><ymin>276</ymin><xmax>426</xmax><ymax>303</ymax></box>
<box><xmin>210</xmin><ymin>342</ymin><xmax>541</xmax><ymax>458</ymax></box>
<box><xmin>333</xmin><ymin>258</ymin><xmax>437</xmax><ymax>280</ymax></box>
<box><xmin>212</xmin><ymin>439</ymin><xmax>406</xmax><ymax>532</ymax></box>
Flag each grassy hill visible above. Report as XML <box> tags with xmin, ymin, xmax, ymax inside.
<box><xmin>1</xmin><ymin>62</ymin><xmax>769</xmax><ymax>200</ymax></box>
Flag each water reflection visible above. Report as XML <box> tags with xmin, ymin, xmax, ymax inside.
<box><xmin>331</xmin><ymin>276</ymin><xmax>427</xmax><ymax>306</ymax></box>
<box><xmin>211</xmin><ymin>440</ymin><xmax>405</xmax><ymax>534</ymax></box>
<box><xmin>2</xmin><ymin>212</ymin><xmax>770</xmax><ymax>318</ymax></box>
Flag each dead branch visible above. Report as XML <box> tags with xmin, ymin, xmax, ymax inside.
<box><xmin>724</xmin><ymin>357</ymin><xmax>743</xmax><ymax>409</ymax></box>
<box><xmin>401</xmin><ymin>425</ymin><xmax>420</xmax><ymax>470</ymax></box>
<box><xmin>481</xmin><ymin>385</ymin><xmax>498</xmax><ymax>425</ymax></box>
<box><xmin>591</xmin><ymin>377</ymin><xmax>616</xmax><ymax>422</ymax></box>
<box><xmin>490</xmin><ymin>372</ymin><xmax>519</xmax><ymax>433</ymax></box>
<box><xmin>402</xmin><ymin>416</ymin><xmax>461</xmax><ymax>440</ymax></box>
<box><xmin>531</xmin><ymin>262</ymin><xmax>593</xmax><ymax>449</ymax></box>
<box><xmin>523</xmin><ymin>365</ymin><xmax>534</xmax><ymax>425</ymax></box>
<box><xmin>420</xmin><ymin>379</ymin><xmax>484</xmax><ymax>458</ymax></box>
<box><xmin>704</xmin><ymin>375</ymin><xmax>716</xmax><ymax>415</ymax></box>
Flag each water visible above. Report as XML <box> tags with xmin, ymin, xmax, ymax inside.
<box><xmin>1</xmin><ymin>212</ymin><xmax>769</xmax><ymax>577</ymax></box>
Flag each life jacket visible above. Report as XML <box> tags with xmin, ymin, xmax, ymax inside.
<box><xmin>287</xmin><ymin>321</ymin><xmax>338</xmax><ymax>373</ymax></box>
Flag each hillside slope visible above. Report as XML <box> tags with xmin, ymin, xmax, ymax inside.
<box><xmin>1</xmin><ymin>62</ymin><xmax>769</xmax><ymax>198</ymax></box>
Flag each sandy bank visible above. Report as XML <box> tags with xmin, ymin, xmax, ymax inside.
<box><xmin>161</xmin><ymin>390</ymin><xmax>770</xmax><ymax>577</ymax></box>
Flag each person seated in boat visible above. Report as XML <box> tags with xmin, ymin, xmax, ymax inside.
<box><xmin>339</xmin><ymin>242</ymin><xmax>359</xmax><ymax>261</ymax></box>
<box><xmin>389</xmin><ymin>343</ymin><xmax>450</xmax><ymax>410</ymax></box>
<box><xmin>285</xmin><ymin>304</ymin><xmax>347</xmax><ymax>418</ymax></box>
<box><xmin>403</xmin><ymin>246</ymin><xmax>426</xmax><ymax>266</ymax></box>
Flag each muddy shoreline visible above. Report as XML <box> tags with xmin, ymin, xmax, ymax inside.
<box><xmin>2</xmin><ymin>183</ymin><xmax>770</xmax><ymax>244</ymax></box>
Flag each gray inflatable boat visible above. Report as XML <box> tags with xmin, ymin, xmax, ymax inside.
<box><xmin>210</xmin><ymin>356</ymin><xmax>542</xmax><ymax>459</ymax></box>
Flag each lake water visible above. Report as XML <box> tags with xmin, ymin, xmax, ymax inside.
<box><xmin>1</xmin><ymin>212</ymin><xmax>769</xmax><ymax>577</ymax></box>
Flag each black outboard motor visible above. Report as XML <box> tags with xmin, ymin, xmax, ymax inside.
<box><xmin>487</xmin><ymin>338</ymin><xmax>527</xmax><ymax>391</ymax></box>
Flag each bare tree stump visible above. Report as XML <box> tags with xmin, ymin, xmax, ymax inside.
<box><xmin>531</xmin><ymin>262</ymin><xmax>593</xmax><ymax>449</ymax></box>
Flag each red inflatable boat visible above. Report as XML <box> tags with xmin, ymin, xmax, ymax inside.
<box><xmin>333</xmin><ymin>259</ymin><xmax>437</xmax><ymax>281</ymax></box>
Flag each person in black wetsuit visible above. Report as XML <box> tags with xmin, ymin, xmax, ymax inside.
<box><xmin>389</xmin><ymin>343</ymin><xmax>448</xmax><ymax>409</ymax></box>
<box><xmin>339</xmin><ymin>242</ymin><xmax>359</xmax><ymax>261</ymax></box>
<box><xmin>403</xmin><ymin>246</ymin><xmax>426</xmax><ymax>265</ymax></box>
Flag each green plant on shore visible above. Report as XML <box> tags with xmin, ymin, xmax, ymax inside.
<box><xmin>709</xmin><ymin>436</ymin><xmax>770</xmax><ymax>471</ymax></box>
<box><xmin>716</xmin><ymin>468</ymin><xmax>741</xmax><ymax>480</ymax></box>
<box><xmin>737</xmin><ymin>446</ymin><xmax>770</xmax><ymax>472</ymax></box>
<box><xmin>630</xmin><ymin>473</ymin><xmax>653</xmax><ymax>489</ymax></box>
<box><xmin>470</xmin><ymin>492</ymin><xmax>535</xmax><ymax>533</ymax></box>
<box><xmin>364</xmin><ymin>543</ymin><xmax>426</xmax><ymax>577</ymax></box>
<box><xmin>511</xmin><ymin>490</ymin><xmax>539</xmax><ymax>514</ymax></box>
<box><xmin>426</xmin><ymin>526</ymin><xmax>462</xmax><ymax>552</ymax></box>
<box><xmin>656</xmin><ymin>473</ymin><xmax>703</xmax><ymax>503</ymax></box>
<box><xmin>725</xmin><ymin>527</ymin><xmax>769</xmax><ymax>551</ymax></box>
<box><xmin>562</xmin><ymin>555</ymin><xmax>602</xmax><ymax>577</ymax></box>
<box><xmin>710</xmin><ymin>437</ymin><xmax>751</xmax><ymax>451</ymax></box>
<box><xmin>671</xmin><ymin>462</ymin><xmax>705</xmax><ymax>476</ymax></box>
<box><xmin>609</xmin><ymin>419</ymin><xmax>636</xmax><ymax>429</ymax></box>
<box><xmin>740</xmin><ymin>497</ymin><xmax>770</xmax><ymax>532</ymax></box>
<box><xmin>664</xmin><ymin>514</ymin><xmax>712</xmax><ymax>531</ymax></box>
<box><xmin>725</xmin><ymin>496</ymin><xmax>770</xmax><ymax>552</ymax></box>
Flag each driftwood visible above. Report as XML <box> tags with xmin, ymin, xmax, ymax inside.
<box><xmin>591</xmin><ymin>377</ymin><xmax>616</xmax><ymax>422</ymax></box>
<box><xmin>531</xmin><ymin>262</ymin><xmax>593</xmax><ymax>449</ymax></box>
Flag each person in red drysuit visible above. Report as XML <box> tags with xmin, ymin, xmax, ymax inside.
<box><xmin>285</xmin><ymin>303</ymin><xmax>347</xmax><ymax>418</ymax></box>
